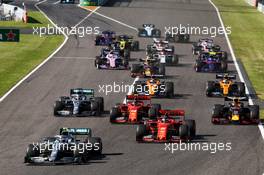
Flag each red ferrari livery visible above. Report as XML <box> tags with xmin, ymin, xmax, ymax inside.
<box><xmin>136</xmin><ymin>110</ymin><xmax>196</xmax><ymax>142</ymax></box>
<box><xmin>110</xmin><ymin>95</ymin><xmax>161</xmax><ymax>124</ymax></box>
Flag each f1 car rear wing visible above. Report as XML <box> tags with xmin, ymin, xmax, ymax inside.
<box><xmin>153</xmin><ymin>38</ymin><xmax>168</xmax><ymax>44</ymax></box>
<box><xmin>70</xmin><ymin>88</ymin><xmax>94</xmax><ymax>97</ymax></box>
<box><xmin>59</xmin><ymin>128</ymin><xmax>92</xmax><ymax>137</ymax></box>
<box><xmin>126</xmin><ymin>95</ymin><xmax>151</xmax><ymax>101</ymax></box>
<box><xmin>216</xmin><ymin>74</ymin><xmax>236</xmax><ymax>80</ymax></box>
<box><xmin>143</xmin><ymin>24</ymin><xmax>155</xmax><ymax>28</ymax></box>
<box><xmin>224</xmin><ymin>96</ymin><xmax>248</xmax><ymax>102</ymax></box>
<box><xmin>159</xmin><ymin>109</ymin><xmax>185</xmax><ymax>116</ymax></box>
<box><xmin>199</xmin><ymin>38</ymin><xmax>213</xmax><ymax>43</ymax></box>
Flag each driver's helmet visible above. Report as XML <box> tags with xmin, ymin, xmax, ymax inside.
<box><xmin>149</xmin><ymin>78</ymin><xmax>155</xmax><ymax>84</ymax></box>
<box><xmin>223</xmin><ymin>74</ymin><xmax>229</xmax><ymax>79</ymax></box>
<box><xmin>162</xmin><ymin>113</ymin><xmax>169</xmax><ymax>123</ymax></box>
<box><xmin>223</xmin><ymin>79</ymin><xmax>228</xmax><ymax>84</ymax></box>
<box><xmin>59</xmin><ymin>135</ymin><xmax>73</xmax><ymax>143</ymax></box>
<box><xmin>71</xmin><ymin>94</ymin><xmax>80</xmax><ymax>101</ymax></box>
<box><xmin>232</xmin><ymin>98</ymin><xmax>240</xmax><ymax>107</ymax></box>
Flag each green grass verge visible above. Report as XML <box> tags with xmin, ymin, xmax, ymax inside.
<box><xmin>0</xmin><ymin>34</ymin><xmax>64</xmax><ymax>97</ymax></box>
<box><xmin>0</xmin><ymin>11</ymin><xmax>51</xmax><ymax>28</ymax></box>
<box><xmin>212</xmin><ymin>0</ymin><xmax>264</xmax><ymax>100</ymax></box>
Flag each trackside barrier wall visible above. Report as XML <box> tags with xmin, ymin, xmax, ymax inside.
<box><xmin>1</xmin><ymin>3</ymin><xmax>27</xmax><ymax>22</ymax></box>
<box><xmin>80</xmin><ymin>0</ymin><xmax>108</xmax><ymax>6</ymax></box>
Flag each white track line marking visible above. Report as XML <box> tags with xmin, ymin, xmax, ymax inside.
<box><xmin>83</xmin><ymin>8</ymin><xmax>138</xmax><ymax>32</ymax></box>
<box><xmin>0</xmin><ymin>0</ymin><xmax>68</xmax><ymax>102</ymax></box>
<box><xmin>73</xmin><ymin>6</ymin><xmax>100</xmax><ymax>28</ymax></box>
<box><xmin>53</xmin><ymin>0</ymin><xmax>60</xmax><ymax>4</ymax></box>
<box><xmin>209</xmin><ymin>0</ymin><xmax>264</xmax><ymax>139</ymax></box>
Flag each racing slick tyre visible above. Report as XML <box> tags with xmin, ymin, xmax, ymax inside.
<box><xmin>221</xmin><ymin>60</ymin><xmax>228</xmax><ymax>72</ymax></box>
<box><xmin>236</xmin><ymin>82</ymin><xmax>246</xmax><ymax>96</ymax></box>
<box><xmin>24</xmin><ymin>144</ymin><xmax>40</xmax><ymax>163</ymax></box>
<box><xmin>95</xmin><ymin>36</ymin><xmax>100</xmax><ymax>45</ymax></box>
<box><xmin>222</xmin><ymin>51</ymin><xmax>228</xmax><ymax>61</ymax></box>
<box><xmin>131</xmin><ymin>64</ymin><xmax>141</xmax><ymax>74</ymax></box>
<box><xmin>212</xmin><ymin>104</ymin><xmax>224</xmax><ymax>124</ymax></box>
<box><xmin>54</xmin><ymin>101</ymin><xmax>63</xmax><ymax>116</ymax></box>
<box><xmin>168</xmin><ymin>45</ymin><xmax>175</xmax><ymax>53</ymax></box>
<box><xmin>165</xmin><ymin>33</ymin><xmax>175</xmax><ymax>42</ymax></box>
<box><xmin>94</xmin><ymin>97</ymin><xmax>104</xmax><ymax>113</ymax></box>
<box><xmin>136</xmin><ymin>124</ymin><xmax>147</xmax><ymax>142</ymax></box>
<box><xmin>179</xmin><ymin>124</ymin><xmax>189</xmax><ymax>138</ymax></box>
<box><xmin>91</xmin><ymin>101</ymin><xmax>100</xmax><ymax>116</ymax></box>
<box><xmin>124</xmin><ymin>49</ymin><xmax>130</xmax><ymax>60</ymax></box>
<box><xmin>249</xmin><ymin>105</ymin><xmax>259</xmax><ymax>120</ymax></box>
<box><xmin>132</xmin><ymin>41</ymin><xmax>140</xmax><ymax>51</ymax></box>
<box><xmin>206</xmin><ymin>81</ymin><xmax>215</xmax><ymax>97</ymax></box>
<box><xmin>158</xmin><ymin>63</ymin><xmax>166</xmax><ymax>76</ymax></box>
<box><xmin>95</xmin><ymin>57</ymin><xmax>102</xmax><ymax>69</ymax></box>
<box><xmin>195</xmin><ymin>60</ymin><xmax>202</xmax><ymax>72</ymax></box>
<box><xmin>110</xmin><ymin>107</ymin><xmax>121</xmax><ymax>123</ymax></box>
<box><xmin>164</xmin><ymin>82</ymin><xmax>174</xmax><ymax>98</ymax></box>
<box><xmin>171</xmin><ymin>55</ymin><xmax>179</xmax><ymax>65</ymax></box>
<box><xmin>148</xmin><ymin>104</ymin><xmax>161</xmax><ymax>119</ymax></box>
<box><xmin>185</xmin><ymin>120</ymin><xmax>196</xmax><ymax>137</ymax></box>
<box><xmin>138</xmin><ymin>29</ymin><xmax>147</xmax><ymax>37</ymax></box>
<box><xmin>192</xmin><ymin>45</ymin><xmax>198</xmax><ymax>55</ymax></box>
<box><xmin>88</xmin><ymin>137</ymin><xmax>103</xmax><ymax>155</ymax></box>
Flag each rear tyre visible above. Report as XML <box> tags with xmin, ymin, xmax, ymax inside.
<box><xmin>54</xmin><ymin>101</ymin><xmax>63</xmax><ymax>116</ymax></box>
<box><xmin>249</xmin><ymin>105</ymin><xmax>259</xmax><ymax>120</ymax></box>
<box><xmin>164</xmin><ymin>82</ymin><xmax>174</xmax><ymax>98</ymax></box>
<box><xmin>88</xmin><ymin>137</ymin><xmax>103</xmax><ymax>155</ymax></box>
<box><xmin>94</xmin><ymin>97</ymin><xmax>104</xmax><ymax>113</ymax></box>
<box><xmin>179</xmin><ymin>125</ymin><xmax>189</xmax><ymax>138</ymax></box>
<box><xmin>206</xmin><ymin>81</ymin><xmax>215</xmax><ymax>97</ymax></box>
<box><xmin>236</xmin><ymin>82</ymin><xmax>245</xmax><ymax>96</ymax></box>
<box><xmin>158</xmin><ymin>63</ymin><xmax>166</xmax><ymax>76</ymax></box>
<box><xmin>110</xmin><ymin>107</ymin><xmax>121</xmax><ymax>123</ymax></box>
<box><xmin>91</xmin><ymin>101</ymin><xmax>100</xmax><ymax>115</ymax></box>
<box><xmin>131</xmin><ymin>64</ymin><xmax>141</xmax><ymax>73</ymax></box>
<box><xmin>136</xmin><ymin>124</ymin><xmax>147</xmax><ymax>141</ymax></box>
<box><xmin>25</xmin><ymin>144</ymin><xmax>40</xmax><ymax>163</ymax></box>
<box><xmin>148</xmin><ymin>104</ymin><xmax>161</xmax><ymax>119</ymax></box>
<box><xmin>185</xmin><ymin>120</ymin><xmax>196</xmax><ymax>137</ymax></box>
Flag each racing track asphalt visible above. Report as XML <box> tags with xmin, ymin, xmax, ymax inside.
<box><xmin>0</xmin><ymin>0</ymin><xmax>264</xmax><ymax>175</ymax></box>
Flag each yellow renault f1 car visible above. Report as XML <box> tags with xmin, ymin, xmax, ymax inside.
<box><xmin>132</xmin><ymin>78</ymin><xmax>174</xmax><ymax>98</ymax></box>
<box><xmin>116</xmin><ymin>35</ymin><xmax>140</xmax><ymax>51</ymax></box>
<box><xmin>211</xmin><ymin>97</ymin><xmax>259</xmax><ymax>124</ymax></box>
<box><xmin>206</xmin><ymin>74</ymin><xmax>245</xmax><ymax>97</ymax></box>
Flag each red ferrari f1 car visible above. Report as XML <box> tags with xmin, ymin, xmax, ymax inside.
<box><xmin>110</xmin><ymin>95</ymin><xmax>161</xmax><ymax>124</ymax></box>
<box><xmin>136</xmin><ymin>109</ymin><xmax>196</xmax><ymax>142</ymax></box>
